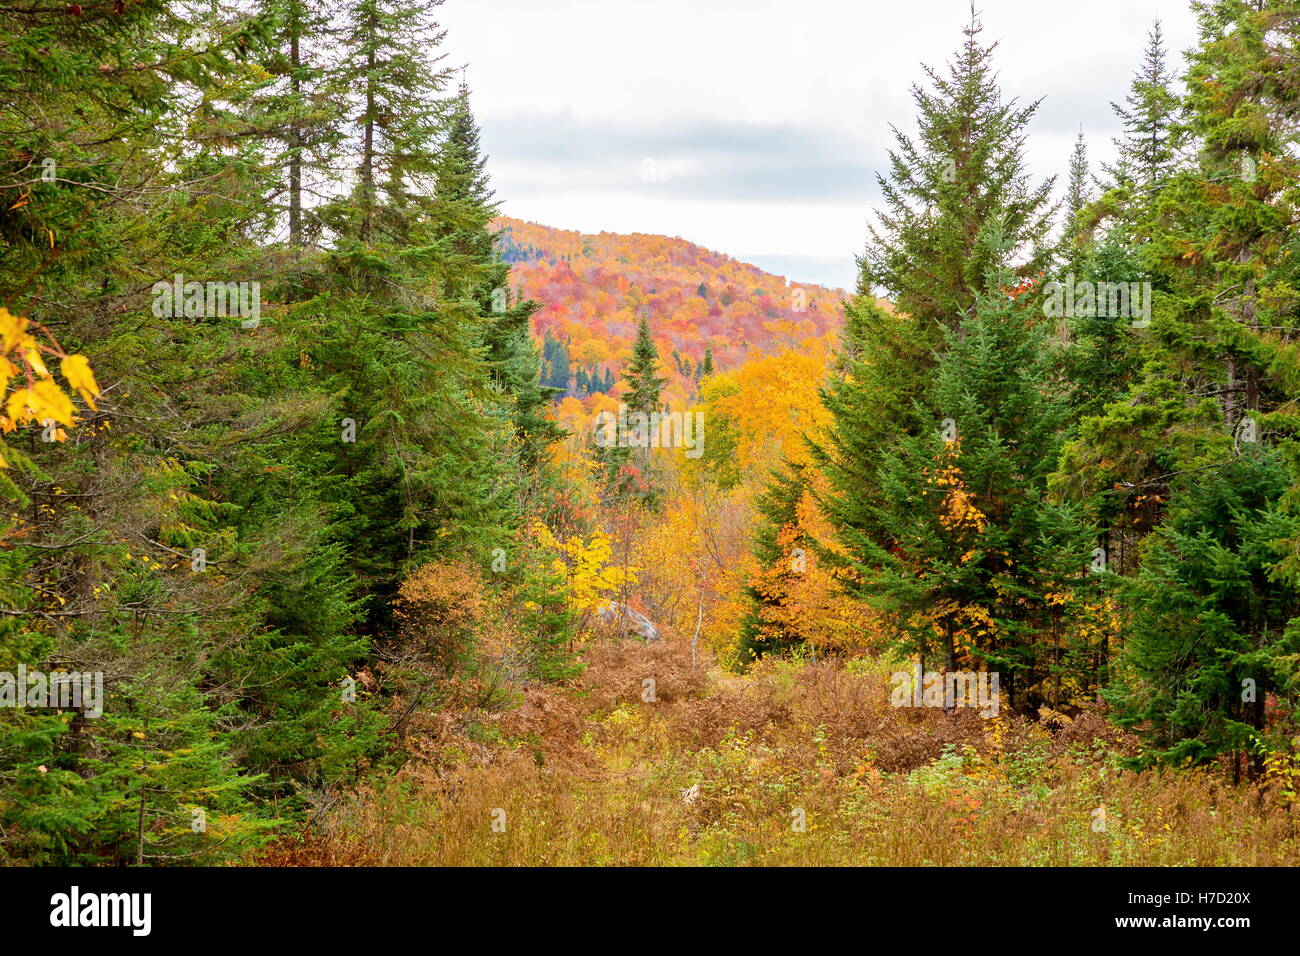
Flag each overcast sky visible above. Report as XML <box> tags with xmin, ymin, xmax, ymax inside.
<box><xmin>440</xmin><ymin>0</ymin><xmax>1200</xmax><ymax>290</ymax></box>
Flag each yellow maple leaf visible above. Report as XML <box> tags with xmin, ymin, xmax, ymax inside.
<box><xmin>60</xmin><ymin>354</ymin><xmax>99</xmax><ymax>409</ymax></box>
<box><xmin>23</xmin><ymin>343</ymin><xmax>49</xmax><ymax>377</ymax></box>
<box><xmin>7</xmin><ymin>380</ymin><xmax>75</xmax><ymax>427</ymax></box>
<box><xmin>32</xmin><ymin>378</ymin><xmax>75</xmax><ymax>426</ymax></box>
<box><xmin>5</xmin><ymin>386</ymin><xmax>36</xmax><ymax>423</ymax></box>
<box><xmin>0</xmin><ymin>308</ymin><xmax>27</xmax><ymax>353</ymax></box>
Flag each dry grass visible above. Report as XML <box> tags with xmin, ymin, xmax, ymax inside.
<box><xmin>258</xmin><ymin>636</ymin><xmax>1300</xmax><ymax>866</ymax></box>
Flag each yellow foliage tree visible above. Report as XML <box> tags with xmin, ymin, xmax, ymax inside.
<box><xmin>0</xmin><ymin>306</ymin><xmax>100</xmax><ymax>473</ymax></box>
<box><xmin>532</xmin><ymin>521</ymin><xmax>639</xmax><ymax>637</ymax></box>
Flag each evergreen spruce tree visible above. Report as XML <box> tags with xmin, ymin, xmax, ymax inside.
<box><xmin>1066</xmin><ymin>0</ymin><xmax>1299</xmax><ymax>563</ymax></box>
<box><xmin>336</xmin><ymin>0</ymin><xmax>449</xmax><ymax>242</ymax></box>
<box><xmin>814</xmin><ymin>293</ymin><xmax>933</xmax><ymax>547</ymax></box>
<box><xmin>597</xmin><ymin>314</ymin><xmax>667</xmax><ymax>501</ymax></box>
<box><xmin>623</xmin><ymin>314</ymin><xmax>668</xmax><ymax>415</ymax></box>
<box><xmin>0</xmin><ymin>0</ymin><xmax>344</xmax><ymax>862</ymax></box>
<box><xmin>1105</xmin><ymin>20</ymin><xmax>1181</xmax><ymax>193</ymax></box>
<box><xmin>698</xmin><ymin>347</ymin><xmax>715</xmax><ymax>379</ymax></box>
<box><xmin>1108</xmin><ymin>449</ymin><xmax>1300</xmax><ymax>779</ymax></box>
<box><xmin>431</xmin><ymin>79</ymin><xmax>564</xmax><ymax>468</ymax></box>
<box><xmin>738</xmin><ymin>460</ymin><xmax>812</xmax><ymax>665</ymax></box>
<box><xmin>541</xmin><ymin>332</ymin><xmax>571</xmax><ymax>391</ymax></box>
<box><xmin>859</xmin><ymin>11</ymin><xmax>1055</xmax><ymax>343</ymax></box>
<box><xmin>817</xmin><ymin>14</ymin><xmax>1059</xmax><ymax>586</ymax></box>
<box><xmin>827</xmin><ymin>224</ymin><xmax>1094</xmax><ymax>708</ymax></box>
<box><xmin>308</xmin><ymin>0</ymin><xmax>519</xmax><ymax>589</ymax></box>
<box><xmin>245</xmin><ymin>0</ymin><xmax>347</xmax><ymax>250</ymax></box>
<box><xmin>1065</xmin><ymin>127</ymin><xmax>1091</xmax><ymax>241</ymax></box>
<box><xmin>0</xmin><ymin>0</ymin><xmax>580</xmax><ymax>867</ymax></box>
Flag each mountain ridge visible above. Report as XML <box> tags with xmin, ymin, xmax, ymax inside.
<box><xmin>494</xmin><ymin>215</ymin><xmax>850</xmax><ymax>405</ymax></box>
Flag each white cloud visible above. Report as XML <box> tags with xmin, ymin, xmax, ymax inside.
<box><xmin>442</xmin><ymin>0</ymin><xmax>1199</xmax><ymax>288</ymax></box>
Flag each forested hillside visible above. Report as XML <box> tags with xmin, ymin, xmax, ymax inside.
<box><xmin>495</xmin><ymin>216</ymin><xmax>846</xmax><ymax>406</ymax></box>
<box><xmin>1</xmin><ymin>0</ymin><xmax>1299</xmax><ymax>870</ymax></box>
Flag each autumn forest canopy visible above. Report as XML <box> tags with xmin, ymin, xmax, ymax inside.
<box><xmin>2</xmin><ymin>0</ymin><xmax>1300</xmax><ymax>870</ymax></box>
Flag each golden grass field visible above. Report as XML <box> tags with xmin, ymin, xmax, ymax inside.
<box><xmin>260</xmin><ymin>636</ymin><xmax>1300</xmax><ymax>867</ymax></box>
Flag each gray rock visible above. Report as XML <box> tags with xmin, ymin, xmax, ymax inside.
<box><xmin>595</xmin><ymin>601</ymin><xmax>662</xmax><ymax>642</ymax></box>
